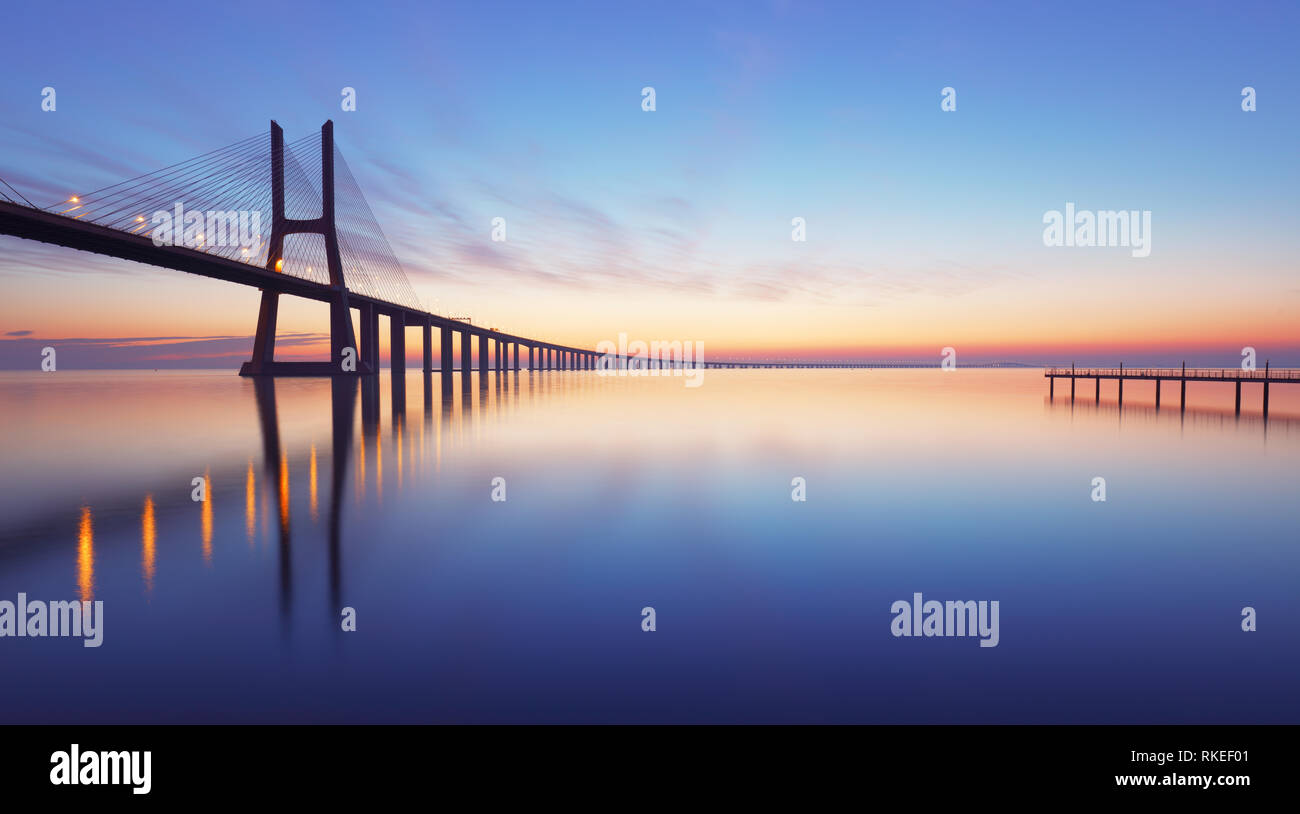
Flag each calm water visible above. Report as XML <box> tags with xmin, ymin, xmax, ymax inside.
<box><xmin>0</xmin><ymin>368</ymin><xmax>1297</xmax><ymax>723</ymax></box>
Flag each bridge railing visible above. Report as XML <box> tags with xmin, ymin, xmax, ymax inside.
<box><xmin>1044</xmin><ymin>367</ymin><xmax>1300</xmax><ymax>380</ymax></box>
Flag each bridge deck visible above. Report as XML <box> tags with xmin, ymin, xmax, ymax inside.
<box><xmin>0</xmin><ymin>199</ymin><xmax>591</xmax><ymax>356</ymax></box>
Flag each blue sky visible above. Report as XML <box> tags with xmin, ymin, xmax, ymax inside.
<box><xmin>1</xmin><ymin>0</ymin><xmax>1297</xmax><ymax>365</ymax></box>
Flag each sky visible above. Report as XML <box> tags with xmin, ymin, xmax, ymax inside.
<box><xmin>0</xmin><ymin>0</ymin><xmax>1297</xmax><ymax>368</ymax></box>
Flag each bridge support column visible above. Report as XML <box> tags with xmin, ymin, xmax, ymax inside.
<box><xmin>1118</xmin><ymin>377</ymin><xmax>1123</xmax><ymax>405</ymax></box>
<box><xmin>1070</xmin><ymin>375</ymin><xmax>1075</xmax><ymax>401</ymax></box>
<box><xmin>1155</xmin><ymin>378</ymin><xmax>1160</xmax><ymax>409</ymax></box>
<box><xmin>1235</xmin><ymin>380</ymin><xmax>1241</xmax><ymax>415</ymax></box>
<box><xmin>1095</xmin><ymin>377</ymin><xmax>1100</xmax><ymax>403</ymax></box>
<box><xmin>440</xmin><ymin>326</ymin><xmax>453</xmax><ymax>395</ymax></box>
<box><xmin>460</xmin><ymin>330</ymin><xmax>472</xmax><ymax>387</ymax></box>
<box><xmin>357</xmin><ymin>303</ymin><xmax>378</xmax><ymax>374</ymax></box>
<box><xmin>479</xmin><ymin>334</ymin><xmax>489</xmax><ymax>378</ymax></box>
<box><xmin>528</xmin><ymin>345</ymin><xmax>534</xmax><ymax>370</ymax></box>
<box><xmin>422</xmin><ymin>320</ymin><xmax>432</xmax><ymax>373</ymax></box>
<box><xmin>512</xmin><ymin>342</ymin><xmax>519</xmax><ymax>371</ymax></box>
<box><xmin>242</xmin><ymin>290</ymin><xmax>280</xmax><ymax>375</ymax></box>
<box><xmin>390</xmin><ymin>312</ymin><xmax>405</xmax><ymax>378</ymax></box>
<box><xmin>1263</xmin><ymin>381</ymin><xmax>1269</xmax><ymax>419</ymax></box>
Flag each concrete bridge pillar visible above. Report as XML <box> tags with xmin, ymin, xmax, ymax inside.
<box><xmin>422</xmin><ymin>319</ymin><xmax>432</xmax><ymax>374</ymax></box>
<box><xmin>460</xmin><ymin>329</ymin><xmax>472</xmax><ymax>386</ymax></box>
<box><xmin>390</xmin><ymin>312</ymin><xmax>405</xmax><ymax>377</ymax></box>
<box><xmin>359</xmin><ymin>302</ymin><xmax>379</xmax><ymax>374</ymax></box>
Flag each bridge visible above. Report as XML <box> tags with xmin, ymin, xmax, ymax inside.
<box><xmin>0</xmin><ymin>121</ymin><xmax>639</xmax><ymax>381</ymax></box>
<box><xmin>2</xmin><ymin>120</ymin><xmax>848</xmax><ymax>379</ymax></box>
<box><xmin>1046</xmin><ymin>363</ymin><xmax>1300</xmax><ymax>417</ymax></box>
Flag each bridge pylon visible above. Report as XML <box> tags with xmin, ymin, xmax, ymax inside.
<box><xmin>240</xmin><ymin>120</ymin><xmax>366</xmax><ymax>376</ymax></box>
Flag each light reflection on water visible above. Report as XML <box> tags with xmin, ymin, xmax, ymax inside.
<box><xmin>0</xmin><ymin>369</ymin><xmax>1296</xmax><ymax>723</ymax></box>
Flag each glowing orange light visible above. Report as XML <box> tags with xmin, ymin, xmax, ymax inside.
<box><xmin>77</xmin><ymin>505</ymin><xmax>94</xmax><ymax>602</ymax></box>
<box><xmin>135</xmin><ymin>216</ymin><xmax>144</xmax><ymax>222</ymax></box>
<box><xmin>70</xmin><ymin>196</ymin><xmax>79</xmax><ymax>203</ymax></box>
<box><xmin>275</xmin><ymin>258</ymin><xmax>284</xmax><ymax>271</ymax></box>
<box><xmin>142</xmin><ymin>495</ymin><xmax>155</xmax><ymax>593</ymax></box>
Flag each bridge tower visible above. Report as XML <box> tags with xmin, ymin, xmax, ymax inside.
<box><xmin>240</xmin><ymin>120</ymin><xmax>364</xmax><ymax>376</ymax></box>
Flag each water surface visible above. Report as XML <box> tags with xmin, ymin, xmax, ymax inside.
<box><xmin>0</xmin><ymin>369</ymin><xmax>1296</xmax><ymax>723</ymax></box>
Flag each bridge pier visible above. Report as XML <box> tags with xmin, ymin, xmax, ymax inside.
<box><xmin>1155</xmin><ymin>378</ymin><xmax>1160</xmax><ymax>409</ymax></box>
<box><xmin>1095</xmin><ymin>377</ymin><xmax>1099</xmax><ymax>403</ymax></box>
<box><xmin>460</xmin><ymin>329</ymin><xmax>472</xmax><ymax>388</ymax></box>
<box><xmin>422</xmin><ymin>319</ymin><xmax>432</xmax><ymax>374</ymax></box>
<box><xmin>513</xmin><ymin>342</ymin><xmax>519</xmax><ymax>371</ymax></box>
<box><xmin>390</xmin><ymin>312</ymin><xmax>405</xmax><ymax>378</ymax></box>
<box><xmin>244</xmin><ymin>290</ymin><xmax>279</xmax><ymax>373</ymax></box>
<box><xmin>478</xmin><ymin>334</ymin><xmax>489</xmax><ymax>379</ymax></box>
<box><xmin>358</xmin><ymin>303</ymin><xmax>379</xmax><ymax>374</ymax></box>
<box><xmin>1235</xmin><ymin>380</ymin><xmax>1241</xmax><ymax>415</ymax></box>
<box><xmin>440</xmin><ymin>326</ymin><xmax>453</xmax><ymax>395</ymax></box>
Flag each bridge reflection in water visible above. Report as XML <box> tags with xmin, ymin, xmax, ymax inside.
<box><xmin>53</xmin><ymin>368</ymin><xmax>561</xmax><ymax>632</ymax></box>
<box><xmin>224</xmin><ymin>368</ymin><xmax>545</xmax><ymax>627</ymax></box>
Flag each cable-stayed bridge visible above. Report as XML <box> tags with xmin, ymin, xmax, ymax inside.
<box><xmin>0</xmin><ymin>120</ymin><xmax>654</xmax><ymax>379</ymax></box>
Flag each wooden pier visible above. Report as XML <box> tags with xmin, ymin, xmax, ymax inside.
<box><xmin>1045</xmin><ymin>362</ymin><xmax>1300</xmax><ymax>417</ymax></box>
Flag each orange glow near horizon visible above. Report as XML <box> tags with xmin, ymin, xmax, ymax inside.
<box><xmin>5</xmin><ymin>251</ymin><xmax>1297</xmax><ymax>365</ymax></box>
